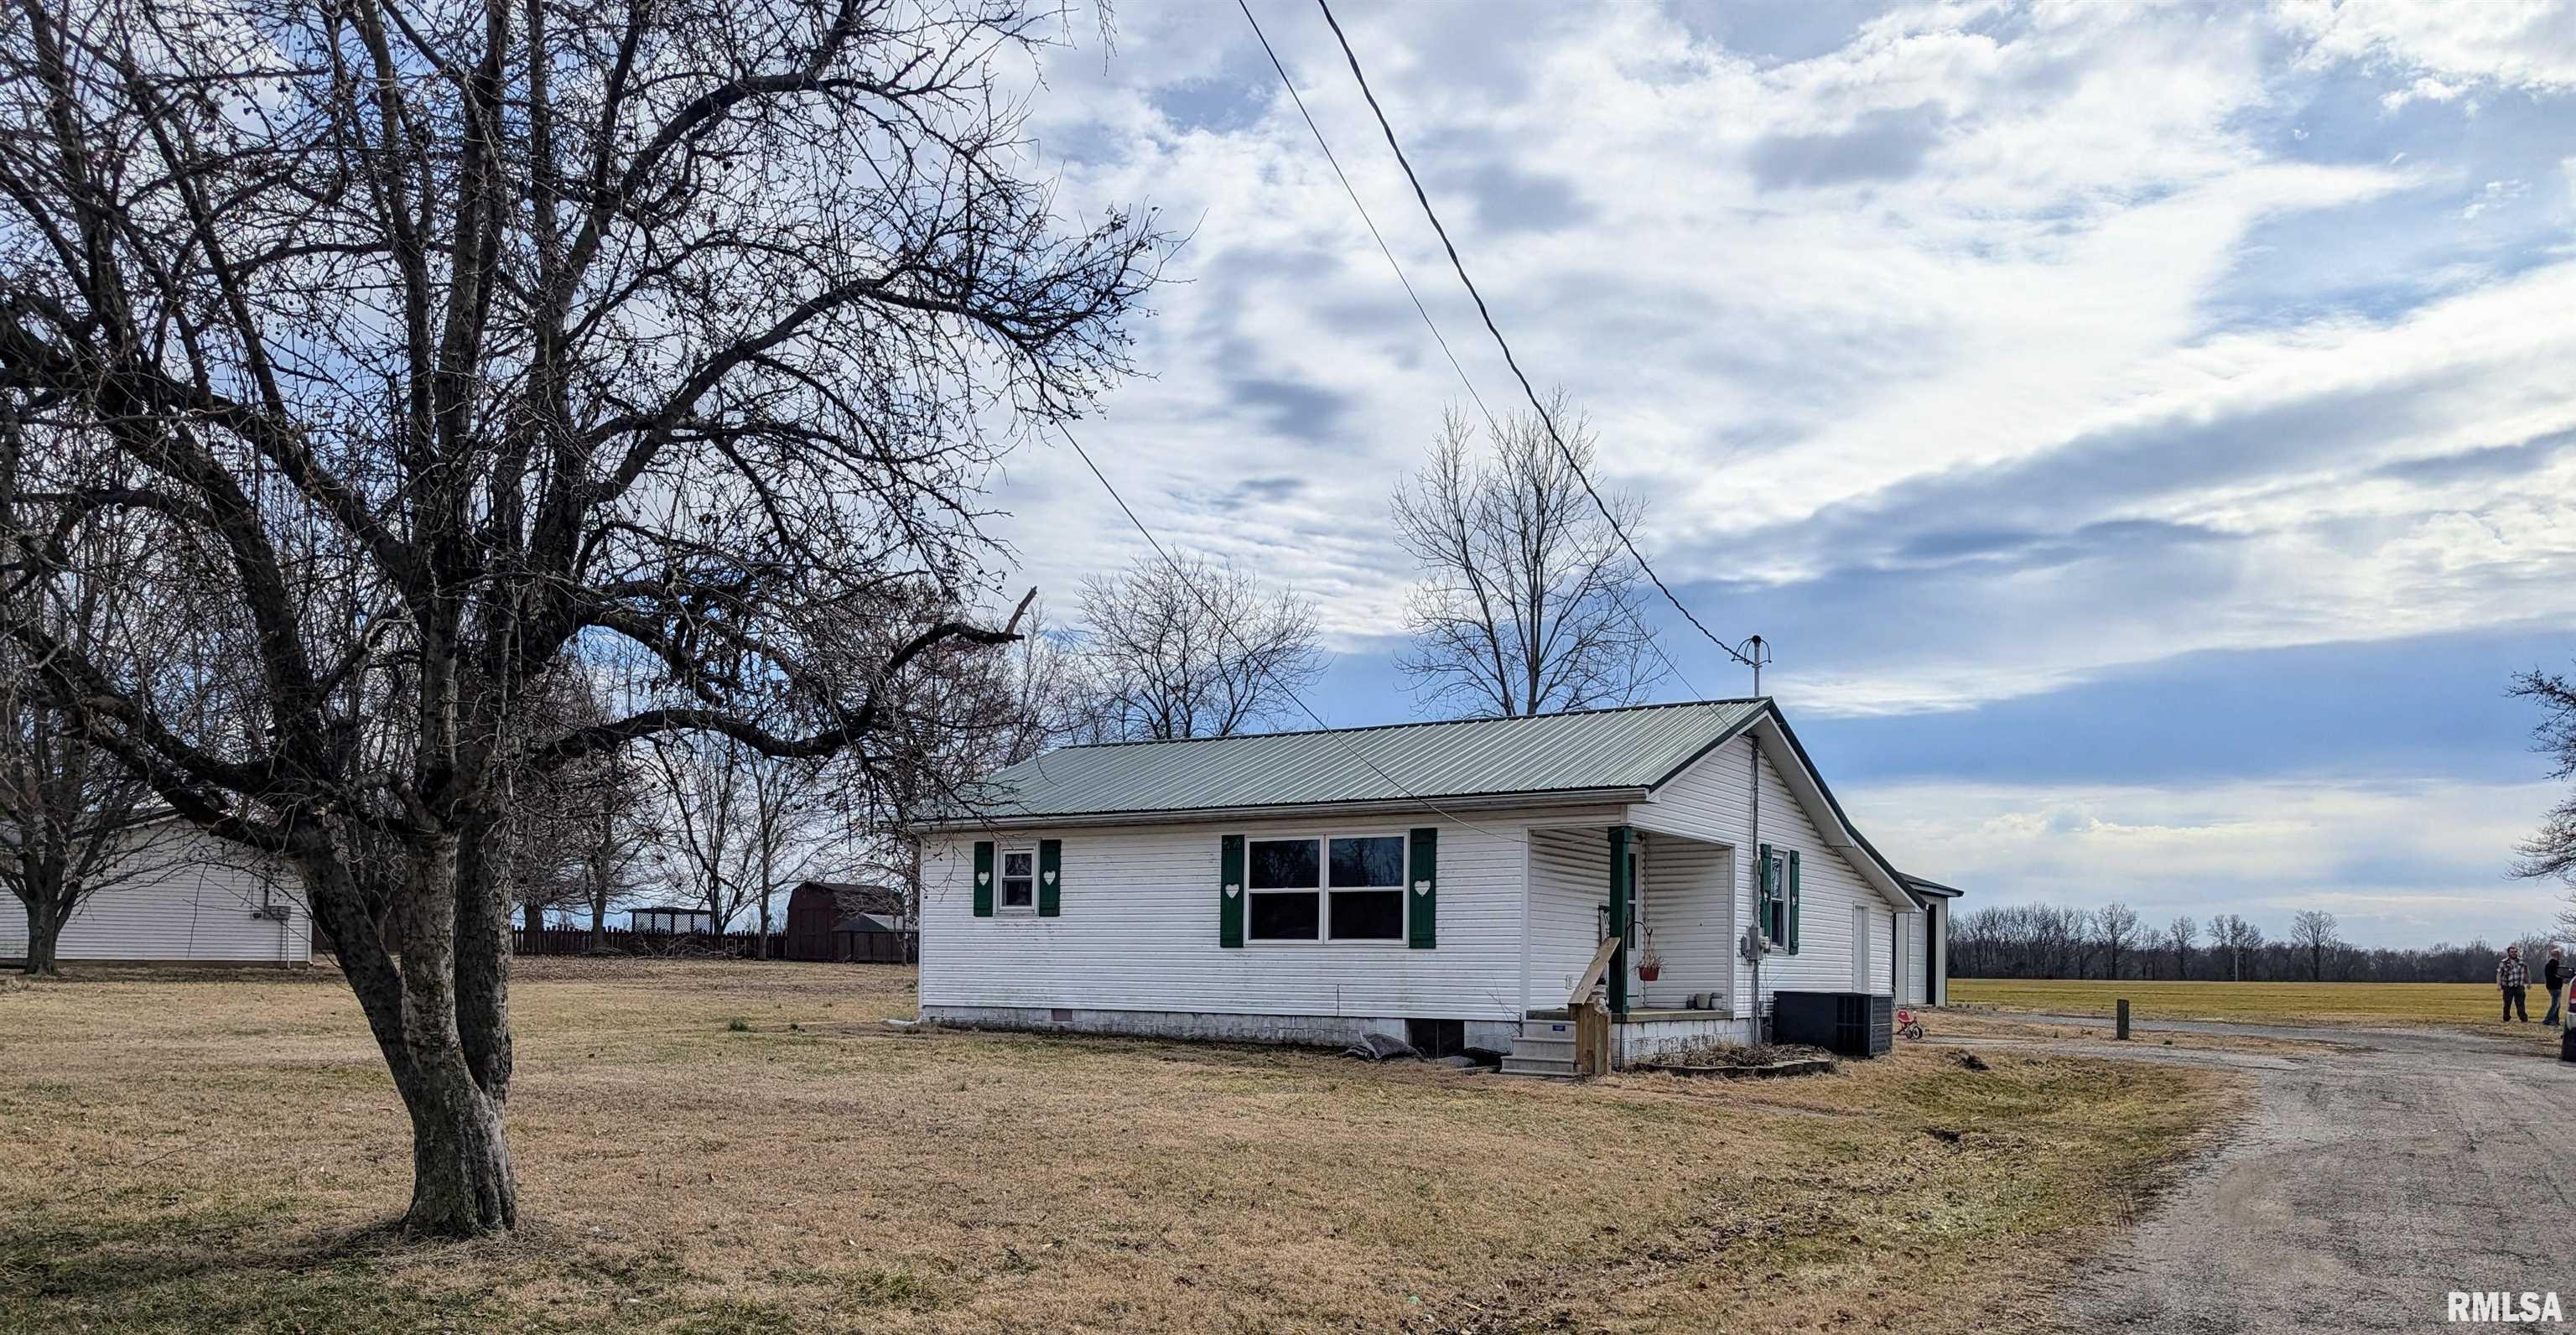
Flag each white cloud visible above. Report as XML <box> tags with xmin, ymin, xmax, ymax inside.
<box><xmin>2381</xmin><ymin>75</ymin><xmax>2466</xmax><ymax>111</ymax></box>
<box><xmin>2459</xmin><ymin>177</ymin><xmax>2529</xmax><ymax>217</ymax></box>
<box><xmin>2277</xmin><ymin>0</ymin><xmax>2576</xmax><ymax>98</ymax></box>
<box><xmin>963</xmin><ymin>2</ymin><xmax>2576</xmax><ymax>719</ymax></box>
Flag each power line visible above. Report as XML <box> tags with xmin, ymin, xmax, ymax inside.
<box><xmin>1310</xmin><ymin>0</ymin><xmax>1763</xmax><ymax>676</ymax></box>
<box><xmin>1053</xmin><ymin>418</ymin><xmax>1524</xmax><ymax>843</ymax></box>
<box><xmin>1234</xmin><ymin>0</ymin><xmax>1715</xmax><ymax>704</ymax></box>
<box><xmin>1234</xmin><ymin>0</ymin><xmax>1503</xmax><ymax>437</ymax></box>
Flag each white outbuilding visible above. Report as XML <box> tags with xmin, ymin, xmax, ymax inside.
<box><xmin>913</xmin><ymin>699</ymin><xmax>1956</xmax><ymax>1070</ymax></box>
<box><xmin>1</xmin><ymin>820</ymin><xmax>309</xmax><ymax>967</ymax></box>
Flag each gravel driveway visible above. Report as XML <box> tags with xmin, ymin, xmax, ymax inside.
<box><xmin>1942</xmin><ymin>1013</ymin><xmax>2575</xmax><ymax>1333</ymax></box>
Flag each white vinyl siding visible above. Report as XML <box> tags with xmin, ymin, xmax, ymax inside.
<box><xmin>1902</xmin><ymin>911</ymin><xmax>1928</xmax><ymax>1005</ymax></box>
<box><xmin>1526</xmin><ymin>827</ymin><xmax>1610</xmax><ymax>1007</ymax></box>
<box><xmin>1638</xmin><ymin>835</ymin><xmax>1729</xmax><ymax>1010</ymax></box>
<box><xmin>1627</xmin><ymin>730</ymin><xmax>1905</xmax><ymax>1008</ymax></box>
<box><xmin>921</xmin><ymin>805</ymin><xmax>1623</xmax><ymax>1023</ymax></box>
<box><xmin>1</xmin><ymin>823</ymin><xmax>308</xmax><ymax>965</ymax></box>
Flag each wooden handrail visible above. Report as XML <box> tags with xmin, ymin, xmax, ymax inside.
<box><xmin>1568</xmin><ymin>935</ymin><xmax>1622</xmax><ymax>1009</ymax></box>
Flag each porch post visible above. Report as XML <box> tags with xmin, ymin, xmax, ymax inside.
<box><xmin>1607</xmin><ymin>825</ymin><xmax>1632</xmax><ymax>1017</ymax></box>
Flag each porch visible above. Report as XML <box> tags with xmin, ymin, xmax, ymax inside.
<box><xmin>1504</xmin><ymin>823</ymin><xmax>1751</xmax><ymax>1075</ymax></box>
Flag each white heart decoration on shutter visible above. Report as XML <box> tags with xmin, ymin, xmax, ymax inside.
<box><xmin>1042</xmin><ymin>871</ymin><xmax>1056</xmax><ymax>885</ymax></box>
<box><xmin>1413</xmin><ymin>880</ymin><xmax>1431</xmax><ymax>896</ymax></box>
<box><xmin>1224</xmin><ymin>884</ymin><xmax>1240</xmax><ymax>897</ymax></box>
<box><xmin>977</xmin><ymin>872</ymin><xmax>989</xmax><ymax>885</ymax></box>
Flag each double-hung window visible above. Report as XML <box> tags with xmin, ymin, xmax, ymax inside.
<box><xmin>1245</xmin><ymin>834</ymin><xmax>1405</xmax><ymax>943</ymax></box>
<box><xmin>999</xmin><ymin>846</ymin><xmax>1036</xmax><ymax>912</ymax></box>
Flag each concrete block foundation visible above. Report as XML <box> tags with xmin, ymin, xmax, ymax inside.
<box><xmin>921</xmin><ymin>1005</ymin><xmax>1519</xmax><ymax>1054</ymax></box>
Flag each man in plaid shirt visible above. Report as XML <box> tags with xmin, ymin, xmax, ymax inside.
<box><xmin>2497</xmin><ymin>945</ymin><xmax>2530</xmax><ymax>1022</ymax></box>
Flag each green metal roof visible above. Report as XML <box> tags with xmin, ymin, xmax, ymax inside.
<box><xmin>937</xmin><ymin>699</ymin><xmax>1768</xmax><ymax>824</ymax></box>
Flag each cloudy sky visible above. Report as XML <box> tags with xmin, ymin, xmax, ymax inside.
<box><xmin>978</xmin><ymin>0</ymin><xmax>2576</xmax><ymax>948</ymax></box>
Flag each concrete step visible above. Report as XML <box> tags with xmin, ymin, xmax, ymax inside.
<box><xmin>1499</xmin><ymin>1055</ymin><xmax>1577</xmax><ymax>1078</ymax></box>
<box><xmin>1509</xmin><ymin>1036</ymin><xmax>1575</xmax><ymax>1056</ymax></box>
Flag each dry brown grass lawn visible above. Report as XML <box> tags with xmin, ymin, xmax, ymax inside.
<box><xmin>1</xmin><ymin>960</ymin><xmax>2236</xmax><ymax>1333</ymax></box>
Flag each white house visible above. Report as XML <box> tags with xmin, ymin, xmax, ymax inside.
<box><xmin>1</xmin><ymin>821</ymin><xmax>309</xmax><ymax>967</ymax></box>
<box><xmin>913</xmin><ymin>699</ymin><xmax>1956</xmax><ymax>1068</ymax></box>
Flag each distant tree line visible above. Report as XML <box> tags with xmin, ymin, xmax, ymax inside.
<box><xmin>1951</xmin><ymin>902</ymin><xmax>2560</xmax><ymax>984</ymax></box>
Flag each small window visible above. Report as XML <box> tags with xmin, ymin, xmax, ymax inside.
<box><xmin>1245</xmin><ymin>834</ymin><xmax>1405</xmax><ymax>943</ymax></box>
<box><xmin>1000</xmin><ymin>846</ymin><xmax>1036</xmax><ymax>912</ymax></box>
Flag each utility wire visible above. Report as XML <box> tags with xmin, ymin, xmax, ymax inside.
<box><xmin>1235</xmin><ymin>0</ymin><xmax>1716</xmax><ymax>704</ymax></box>
<box><xmin>1235</xmin><ymin>0</ymin><xmax>1502</xmax><ymax>438</ymax></box>
<box><xmin>1054</xmin><ymin>418</ymin><xmax>1527</xmax><ymax>844</ymax></box>
<box><xmin>1311</xmin><ymin>0</ymin><xmax>1763</xmax><ymax>674</ymax></box>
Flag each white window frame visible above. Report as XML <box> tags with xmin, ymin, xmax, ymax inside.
<box><xmin>1761</xmin><ymin>849</ymin><xmax>1790</xmax><ymax>952</ymax></box>
<box><xmin>1242</xmin><ymin>830</ymin><xmax>1409</xmax><ymax>946</ymax></box>
<box><xmin>997</xmin><ymin>843</ymin><xmax>1039</xmax><ymax>916</ymax></box>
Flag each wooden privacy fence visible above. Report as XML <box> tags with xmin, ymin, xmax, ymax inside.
<box><xmin>510</xmin><ymin>925</ymin><xmax>917</xmax><ymax>964</ymax></box>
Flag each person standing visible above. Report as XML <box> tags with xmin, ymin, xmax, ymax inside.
<box><xmin>2498</xmin><ymin>944</ymin><xmax>2531</xmax><ymax>1023</ymax></box>
<box><xmin>2555</xmin><ymin>974</ymin><xmax>2576</xmax><ymax>1067</ymax></box>
<box><xmin>2546</xmin><ymin>945</ymin><xmax>2567</xmax><ymax>1027</ymax></box>
<box><xmin>2563</xmin><ymin>965</ymin><xmax>2576</xmax><ymax>1063</ymax></box>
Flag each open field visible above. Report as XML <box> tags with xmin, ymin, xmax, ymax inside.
<box><xmin>2</xmin><ymin>960</ymin><xmax>2233</xmax><ymax>1334</ymax></box>
<box><xmin>1950</xmin><ymin>978</ymin><xmax>2560</xmax><ymax>1039</ymax></box>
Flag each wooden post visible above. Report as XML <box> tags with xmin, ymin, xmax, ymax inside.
<box><xmin>1567</xmin><ymin>935</ymin><xmax>1623</xmax><ymax>1077</ymax></box>
<box><xmin>2116</xmin><ymin>998</ymin><xmax>2131</xmax><ymax>1041</ymax></box>
<box><xmin>1576</xmin><ymin>998</ymin><xmax>1611</xmax><ymax>1077</ymax></box>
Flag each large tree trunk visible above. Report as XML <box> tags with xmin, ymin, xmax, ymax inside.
<box><xmin>454</xmin><ymin>818</ymin><xmax>515</xmax><ymax>1101</ymax></box>
<box><xmin>303</xmin><ymin>834</ymin><xmax>519</xmax><ymax>1238</ymax></box>
<box><xmin>19</xmin><ymin>892</ymin><xmax>62</xmax><ymax>977</ymax></box>
<box><xmin>400</xmin><ymin>1047</ymin><xmax>517</xmax><ymax>1235</ymax></box>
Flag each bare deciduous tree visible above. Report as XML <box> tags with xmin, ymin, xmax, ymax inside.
<box><xmin>0</xmin><ymin>498</ymin><xmax>190</xmax><ymax>975</ymax></box>
<box><xmin>2288</xmin><ymin>909</ymin><xmax>2340</xmax><ymax>982</ymax></box>
<box><xmin>2211</xmin><ymin>914</ymin><xmax>2265</xmax><ymax>982</ymax></box>
<box><xmin>1074</xmin><ymin>555</ymin><xmax>1322</xmax><ymax>741</ymax></box>
<box><xmin>0</xmin><ymin>0</ymin><xmax>1158</xmax><ymax>1236</ymax></box>
<box><xmin>2509</xmin><ymin>668</ymin><xmax>2576</xmax><ymax>940</ymax></box>
<box><xmin>2096</xmin><ymin>901</ymin><xmax>2140</xmax><ymax>980</ymax></box>
<box><xmin>2168</xmin><ymin>914</ymin><xmax>2196</xmax><ymax>981</ymax></box>
<box><xmin>1389</xmin><ymin>397</ymin><xmax>1664</xmax><ymax>718</ymax></box>
<box><xmin>644</xmin><ymin>734</ymin><xmax>850</xmax><ymax>954</ymax></box>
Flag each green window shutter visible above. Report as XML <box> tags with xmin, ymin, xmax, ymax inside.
<box><xmin>1037</xmin><ymin>839</ymin><xmax>1062</xmax><ymax>917</ymax></box>
<box><xmin>1786</xmin><ymin>849</ymin><xmax>1802</xmax><ymax>954</ymax></box>
<box><xmin>1219</xmin><ymin>834</ymin><xmax>1245</xmax><ymax>948</ymax></box>
<box><xmin>1407</xmin><ymin>827</ymin><xmax>1438</xmax><ymax>949</ymax></box>
<box><xmin>973</xmin><ymin>841</ymin><xmax>995</xmax><ymax>917</ymax></box>
<box><xmin>1757</xmin><ymin>843</ymin><xmax>1774</xmax><ymax>945</ymax></box>
<box><xmin>1607</xmin><ymin>825</ymin><xmax>1633</xmax><ymax>1015</ymax></box>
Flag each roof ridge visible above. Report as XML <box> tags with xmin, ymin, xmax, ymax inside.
<box><xmin>1057</xmin><ymin>697</ymin><xmax>1768</xmax><ymax>751</ymax></box>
